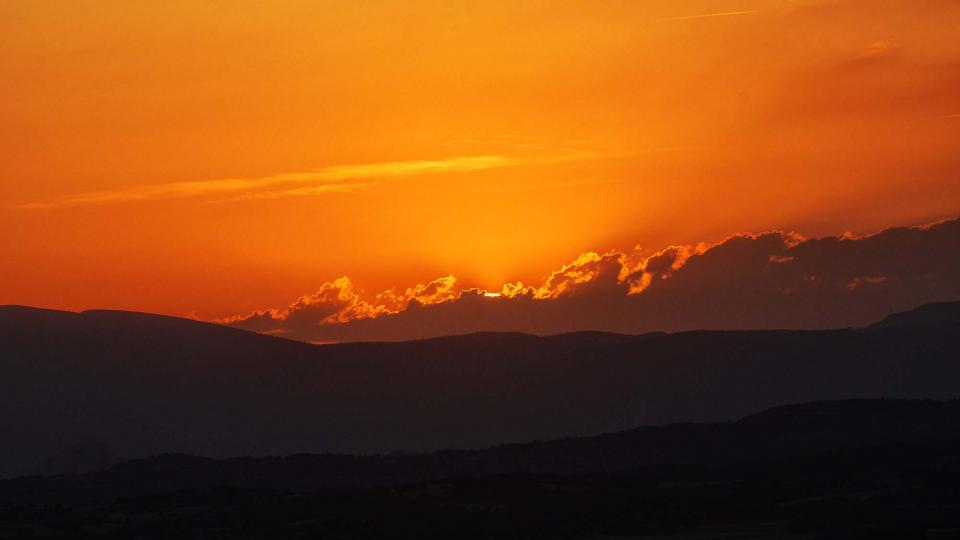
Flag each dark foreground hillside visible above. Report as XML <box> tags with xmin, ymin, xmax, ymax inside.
<box><xmin>5</xmin><ymin>400</ymin><xmax>960</xmax><ymax>539</ymax></box>
<box><xmin>1</xmin><ymin>302</ymin><xmax>960</xmax><ymax>478</ymax></box>
<box><xmin>5</xmin><ymin>444</ymin><xmax>960</xmax><ymax>539</ymax></box>
<box><xmin>5</xmin><ymin>398</ymin><xmax>960</xmax><ymax>504</ymax></box>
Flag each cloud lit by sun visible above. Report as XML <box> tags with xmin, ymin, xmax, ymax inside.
<box><xmin>1</xmin><ymin>0</ymin><xmax>959</xmax><ymax>323</ymax></box>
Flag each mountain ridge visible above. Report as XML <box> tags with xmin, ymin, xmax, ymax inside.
<box><xmin>869</xmin><ymin>300</ymin><xmax>960</xmax><ymax>329</ymax></box>
<box><xmin>1</xmin><ymin>301</ymin><xmax>959</xmax><ymax>479</ymax></box>
<box><xmin>4</xmin><ymin>397</ymin><xmax>960</xmax><ymax>504</ymax></box>
<box><xmin>5</xmin><ymin>299</ymin><xmax>960</xmax><ymax>346</ymax></box>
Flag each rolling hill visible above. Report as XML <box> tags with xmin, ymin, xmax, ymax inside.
<box><xmin>1</xmin><ymin>302</ymin><xmax>959</xmax><ymax>478</ymax></box>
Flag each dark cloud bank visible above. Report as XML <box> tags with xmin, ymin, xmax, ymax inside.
<box><xmin>228</xmin><ymin>217</ymin><xmax>960</xmax><ymax>342</ymax></box>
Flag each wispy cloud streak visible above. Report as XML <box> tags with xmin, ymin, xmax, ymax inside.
<box><xmin>214</xmin><ymin>182</ymin><xmax>375</xmax><ymax>203</ymax></box>
<box><xmin>661</xmin><ymin>10</ymin><xmax>758</xmax><ymax>22</ymax></box>
<box><xmin>17</xmin><ymin>155</ymin><xmax>518</xmax><ymax>209</ymax></box>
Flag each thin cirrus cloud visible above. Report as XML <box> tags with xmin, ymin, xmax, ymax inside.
<box><xmin>215</xmin><ymin>183</ymin><xmax>375</xmax><ymax>203</ymax></box>
<box><xmin>660</xmin><ymin>10</ymin><xmax>759</xmax><ymax>22</ymax></box>
<box><xmin>15</xmin><ymin>155</ymin><xmax>520</xmax><ymax>210</ymax></box>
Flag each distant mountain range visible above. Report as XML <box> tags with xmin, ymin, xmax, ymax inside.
<box><xmin>4</xmin><ymin>397</ymin><xmax>960</xmax><ymax>505</ymax></box>
<box><xmin>1</xmin><ymin>301</ymin><xmax>959</xmax><ymax>479</ymax></box>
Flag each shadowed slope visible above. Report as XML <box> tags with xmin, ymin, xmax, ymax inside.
<box><xmin>1</xmin><ymin>302</ymin><xmax>959</xmax><ymax>478</ymax></box>
<box><xmin>870</xmin><ymin>301</ymin><xmax>960</xmax><ymax>328</ymax></box>
<box><xmin>4</xmin><ymin>398</ymin><xmax>960</xmax><ymax>504</ymax></box>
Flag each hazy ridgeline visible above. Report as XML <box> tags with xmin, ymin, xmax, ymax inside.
<box><xmin>1</xmin><ymin>301</ymin><xmax>958</xmax><ymax>478</ymax></box>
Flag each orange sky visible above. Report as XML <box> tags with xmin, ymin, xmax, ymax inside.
<box><xmin>2</xmin><ymin>0</ymin><xmax>959</xmax><ymax>320</ymax></box>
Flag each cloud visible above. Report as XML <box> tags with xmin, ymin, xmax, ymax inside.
<box><xmin>223</xmin><ymin>275</ymin><xmax>460</xmax><ymax>336</ymax></box>
<box><xmin>660</xmin><ymin>10</ymin><xmax>759</xmax><ymax>22</ymax></box>
<box><xmin>855</xmin><ymin>40</ymin><xmax>902</xmax><ymax>61</ymax></box>
<box><xmin>493</xmin><ymin>251</ymin><xmax>627</xmax><ymax>300</ymax></box>
<box><xmin>16</xmin><ymin>155</ymin><xmax>519</xmax><ymax>210</ymax></box>
<box><xmin>224</xmin><ymin>217</ymin><xmax>960</xmax><ymax>342</ymax></box>
<box><xmin>214</xmin><ymin>182</ymin><xmax>372</xmax><ymax>203</ymax></box>
<box><xmin>219</xmin><ymin>277</ymin><xmax>376</xmax><ymax>335</ymax></box>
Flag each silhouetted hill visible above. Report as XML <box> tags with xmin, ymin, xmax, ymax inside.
<box><xmin>4</xmin><ymin>398</ymin><xmax>960</xmax><ymax>505</ymax></box>
<box><xmin>1</xmin><ymin>302</ymin><xmax>960</xmax><ymax>478</ymax></box>
<box><xmin>9</xmin><ymin>440</ymin><xmax>960</xmax><ymax>539</ymax></box>
<box><xmin>870</xmin><ymin>300</ymin><xmax>960</xmax><ymax>328</ymax></box>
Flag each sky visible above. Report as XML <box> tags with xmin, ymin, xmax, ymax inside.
<box><xmin>2</xmin><ymin>0</ymin><xmax>959</xmax><ymax>335</ymax></box>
